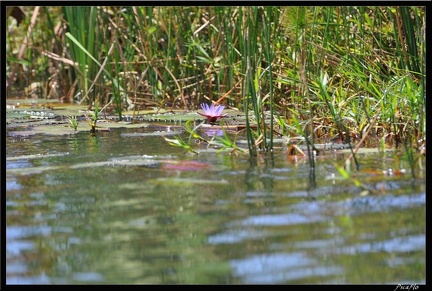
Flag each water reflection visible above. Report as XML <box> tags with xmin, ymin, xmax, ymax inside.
<box><xmin>6</xmin><ymin>128</ymin><xmax>426</xmax><ymax>284</ymax></box>
<box><xmin>231</xmin><ymin>252</ymin><xmax>343</xmax><ymax>284</ymax></box>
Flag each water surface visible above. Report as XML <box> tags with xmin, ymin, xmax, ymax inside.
<box><xmin>6</xmin><ymin>128</ymin><xmax>426</xmax><ymax>284</ymax></box>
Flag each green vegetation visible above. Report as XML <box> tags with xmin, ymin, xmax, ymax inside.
<box><xmin>6</xmin><ymin>6</ymin><xmax>425</xmax><ymax>161</ymax></box>
<box><xmin>68</xmin><ymin>115</ymin><xmax>78</xmax><ymax>131</ymax></box>
<box><xmin>85</xmin><ymin>100</ymin><xmax>100</xmax><ymax>134</ymax></box>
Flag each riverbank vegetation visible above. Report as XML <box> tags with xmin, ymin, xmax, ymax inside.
<box><xmin>6</xmin><ymin>6</ymin><xmax>426</xmax><ymax>159</ymax></box>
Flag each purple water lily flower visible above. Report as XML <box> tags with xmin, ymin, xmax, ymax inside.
<box><xmin>197</xmin><ymin>103</ymin><xmax>227</xmax><ymax>124</ymax></box>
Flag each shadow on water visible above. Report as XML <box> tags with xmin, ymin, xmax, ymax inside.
<box><xmin>6</xmin><ymin>127</ymin><xmax>426</xmax><ymax>284</ymax></box>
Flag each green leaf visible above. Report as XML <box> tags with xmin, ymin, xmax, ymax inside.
<box><xmin>335</xmin><ymin>165</ymin><xmax>351</xmax><ymax>179</ymax></box>
<box><xmin>66</xmin><ymin>32</ymin><xmax>102</xmax><ymax>67</ymax></box>
<box><xmin>148</xmin><ymin>26</ymin><xmax>157</xmax><ymax>34</ymax></box>
<box><xmin>7</xmin><ymin>57</ymin><xmax>32</xmax><ymax>66</ymax></box>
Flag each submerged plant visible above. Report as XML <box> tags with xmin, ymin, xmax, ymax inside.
<box><xmin>197</xmin><ymin>103</ymin><xmax>227</xmax><ymax>124</ymax></box>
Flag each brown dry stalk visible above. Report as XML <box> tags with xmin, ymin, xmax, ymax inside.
<box><xmin>7</xmin><ymin>6</ymin><xmax>40</xmax><ymax>97</ymax></box>
<box><xmin>18</xmin><ymin>7</ymin><xmax>40</xmax><ymax>59</ymax></box>
<box><xmin>214</xmin><ymin>79</ymin><xmax>242</xmax><ymax>105</ymax></box>
<box><xmin>165</xmin><ymin>65</ymin><xmax>187</xmax><ymax>110</ymax></box>
<box><xmin>78</xmin><ymin>43</ymin><xmax>115</xmax><ymax>105</ymax></box>
<box><xmin>343</xmin><ymin>109</ymin><xmax>381</xmax><ymax>168</ymax></box>
<box><xmin>395</xmin><ymin>7</ymin><xmax>410</xmax><ymax>70</ymax></box>
<box><xmin>193</xmin><ymin>15</ymin><xmax>216</xmax><ymax>37</ymax></box>
<box><xmin>41</xmin><ymin>50</ymin><xmax>75</xmax><ymax>67</ymax></box>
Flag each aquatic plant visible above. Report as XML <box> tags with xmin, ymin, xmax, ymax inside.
<box><xmin>85</xmin><ymin>100</ymin><xmax>100</xmax><ymax>134</ymax></box>
<box><xmin>62</xmin><ymin>7</ymin><xmax>98</xmax><ymax>100</ymax></box>
<box><xmin>6</xmin><ymin>6</ymin><xmax>425</xmax><ymax>156</ymax></box>
<box><xmin>164</xmin><ymin>120</ymin><xmax>206</xmax><ymax>154</ymax></box>
<box><xmin>68</xmin><ymin>116</ymin><xmax>78</xmax><ymax>131</ymax></box>
<box><xmin>164</xmin><ymin>135</ymin><xmax>198</xmax><ymax>154</ymax></box>
<box><xmin>335</xmin><ymin>163</ymin><xmax>374</xmax><ymax>196</ymax></box>
<box><xmin>209</xmin><ymin>130</ymin><xmax>246</xmax><ymax>154</ymax></box>
<box><xmin>164</xmin><ymin>119</ymin><xmax>246</xmax><ymax>155</ymax></box>
<box><xmin>197</xmin><ymin>103</ymin><xmax>227</xmax><ymax>124</ymax></box>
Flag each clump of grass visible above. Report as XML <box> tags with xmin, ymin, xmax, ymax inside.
<box><xmin>68</xmin><ymin>115</ymin><xmax>78</xmax><ymax>130</ymax></box>
<box><xmin>85</xmin><ymin>100</ymin><xmax>100</xmax><ymax>134</ymax></box>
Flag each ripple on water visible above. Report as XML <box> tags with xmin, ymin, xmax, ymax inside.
<box><xmin>230</xmin><ymin>252</ymin><xmax>343</xmax><ymax>284</ymax></box>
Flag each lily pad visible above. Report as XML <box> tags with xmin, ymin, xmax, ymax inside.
<box><xmin>8</xmin><ymin>123</ymin><xmax>82</xmax><ymax>136</ymax></box>
<box><xmin>135</xmin><ymin>108</ymin><xmax>247</xmax><ymax>124</ymax></box>
<box><xmin>7</xmin><ymin>120</ymin><xmax>150</xmax><ymax>136</ymax></box>
<box><xmin>121</xmin><ymin>108</ymin><xmax>170</xmax><ymax>115</ymax></box>
<box><xmin>95</xmin><ymin>120</ymin><xmax>149</xmax><ymax>129</ymax></box>
<box><xmin>6</xmin><ymin>111</ymin><xmax>32</xmax><ymax>120</ymax></box>
<box><xmin>139</xmin><ymin>111</ymin><xmax>202</xmax><ymax>122</ymax></box>
<box><xmin>45</xmin><ymin>104</ymin><xmax>91</xmax><ymax>117</ymax></box>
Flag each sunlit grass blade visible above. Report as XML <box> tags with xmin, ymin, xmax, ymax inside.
<box><xmin>164</xmin><ymin>136</ymin><xmax>198</xmax><ymax>154</ymax></box>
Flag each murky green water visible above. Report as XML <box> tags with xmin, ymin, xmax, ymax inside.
<box><xmin>6</xmin><ymin>127</ymin><xmax>426</xmax><ymax>284</ymax></box>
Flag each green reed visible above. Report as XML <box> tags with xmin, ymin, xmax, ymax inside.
<box><xmin>63</xmin><ymin>7</ymin><xmax>98</xmax><ymax>98</ymax></box>
<box><xmin>239</xmin><ymin>7</ymin><xmax>282</xmax><ymax>156</ymax></box>
<box><xmin>6</xmin><ymin>6</ymin><xmax>425</xmax><ymax>163</ymax></box>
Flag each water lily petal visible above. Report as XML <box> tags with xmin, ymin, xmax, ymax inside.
<box><xmin>201</xmin><ymin>103</ymin><xmax>209</xmax><ymax>112</ymax></box>
<box><xmin>214</xmin><ymin>105</ymin><xmax>225</xmax><ymax>116</ymax></box>
<box><xmin>199</xmin><ymin>103</ymin><xmax>226</xmax><ymax>123</ymax></box>
<box><xmin>209</xmin><ymin>103</ymin><xmax>216</xmax><ymax>113</ymax></box>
